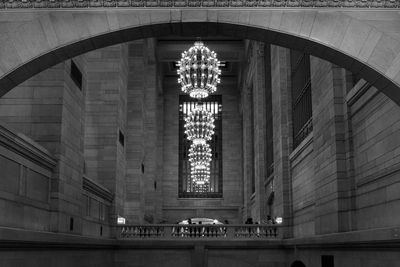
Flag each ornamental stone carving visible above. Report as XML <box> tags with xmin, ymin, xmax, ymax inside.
<box><xmin>0</xmin><ymin>0</ymin><xmax>398</xmax><ymax>8</ymax></box>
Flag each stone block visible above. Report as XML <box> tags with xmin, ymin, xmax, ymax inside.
<box><xmin>368</xmin><ymin>34</ymin><xmax>400</xmax><ymax>73</ymax></box>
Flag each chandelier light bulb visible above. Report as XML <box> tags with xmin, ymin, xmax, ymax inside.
<box><xmin>177</xmin><ymin>41</ymin><xmax>221</xmax><ymax>99</ymax></box>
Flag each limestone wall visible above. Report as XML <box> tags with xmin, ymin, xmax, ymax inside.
<box><xmin>0</xmin><ymin>59</ymin><xmax>87</xmax><ymax>234</ymax></box>
<box><xmin>348</xmin><ymin>81</ymin><xmax>400</xmax><ymax>230</ymax></box>
<box><xmin>83</xmin><ymin>44</ymin><xmax>129</xmax><ymax>223</ymax></box>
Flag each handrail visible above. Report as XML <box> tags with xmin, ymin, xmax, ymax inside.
<box><xmin>116</xmin><ymin>224</ymin><xmax>283</xmax><ymax>240</ymax></box>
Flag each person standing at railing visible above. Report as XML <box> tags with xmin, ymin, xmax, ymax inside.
<box><xmin>188</xmin><ymin>218</ymin><xmax>193</xmax><ymax>237</ymax></box>
<box><xmin>265</xmin><ymin>215</ymin><xmax>277</xmax><ymax>237</ymax></box>
<box><xmin>255</xmin><ymin>222</ymin><xmax>260</xmax><ymax>237</ymax></box>
<box><xmin>245</xmin><ymin>217</ymin><xmax>253</xmax><ymax>237</ymax></box>
<box><xmin>198</xmin><ymin>221</ymin><xmax>204</xmax><ymax>237</ymax></box>
<box><xmin>222</xmin><ymin>219</ymin><xmax>229</xmax><ymax>237</ymax></box>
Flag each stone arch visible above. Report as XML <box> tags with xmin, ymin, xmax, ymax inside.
<box><xmin>0</xmin><ymin>9</ymin><xmax>399</xmax><ymax>104</ymax></box>
<box><xmin>291</xmin><ymin>260</ymin><xmax>306</xmax><ymax>267</ymax></box>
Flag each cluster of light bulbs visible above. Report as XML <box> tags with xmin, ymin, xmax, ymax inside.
<box><xmin>177</xmin><ymin>41</ymin><xmax>221</xmax><ymax>99</ymax></box>
<box><xmin>178</xmin><ymin>40</ymin><xmax>221</xmax><ymax>191</ymax></box>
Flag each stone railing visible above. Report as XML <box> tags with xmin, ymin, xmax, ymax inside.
<box><xmin>116</xmin><ymin>224</ymin><xmax>282</xmax><ymax>240</ymax></box>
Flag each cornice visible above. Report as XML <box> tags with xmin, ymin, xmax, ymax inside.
<box><xmin>82</xmin><ymin>175</ymin><xmax>114</xmax><ymax>203</ymax></box>
<box><xmin>0</xmin><ymin>124</ymin><xmax>57</xmax><ymax>171</ymax></box>
<box><xmin>0</xmin><ymin>0</ymin><xmax>398</xmax><ymax>9</ymax></box>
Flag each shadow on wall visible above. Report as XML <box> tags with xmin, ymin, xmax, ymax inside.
<box><xmin>291</xmin><ymin>260</ymin><xmax>306</xmax><ymax>267</ymax></box>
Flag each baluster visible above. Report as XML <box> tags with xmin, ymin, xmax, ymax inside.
<box><xmin>140</xmin><ymin>226</ymin><xmax>144</xmax><ymax>238</ymax></box>
<box><xmin>171</xmin><ymin>226</ymin><xmax>176</xmax><ymax>237</ymax></box>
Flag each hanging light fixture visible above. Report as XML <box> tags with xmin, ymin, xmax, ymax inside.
<box><xmin>193</xmin><ymin>181</ymin><xmax>210</xmax><ymax>192</ymax></box>
<box><xmin>184</xmin><ymin>103</ymin><xmax>215</xmax><ymax>144</ymax></box>
<box><xmin>188</xmin><ymin>142</ymin><xmax>212</xmax><ymax>170</ymax></box>
<box><xmin>177</xmin><ymin>41</ymin><xmax>221</xmax><ymax>99</ymax></box>
<box><xmin>190</xmin><ymin>167</ymin><xmax>210</xmax><ymax>181</ymax></box>
<box><xmin>192</xmin><ymin>167</ymin><xmax>210</xmax><ymax>191</ymax></box>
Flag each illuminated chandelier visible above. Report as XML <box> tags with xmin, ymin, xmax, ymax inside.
<box><xmin>190</xmin><ymin>167</ymin><xmax>210</xmax><ymax>182</ymax></box>
<box><xmin>193</xmin><ymin>181</ymin><xmax>209</xmax><ymax>192</ymax></box>
<box><xmin>191</xmin><ymin>167</ymin><xmax>210</xmax><ymax>189</ymax></box>
<box><xmin>184</xmin><ymin>104</ymin><xmax>215</xmax><ymax>145</ymax></box>
<box><xmin>177</xmin><ymin>41</ymin><xmax>221</xmax><ymax>99</ymax></box>
<box><xmin>188</xmin><ymin>142</ymin><xmax>212</xmax><ymax>170</ymax></box>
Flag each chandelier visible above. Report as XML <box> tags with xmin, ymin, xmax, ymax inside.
<box><xmin>177</xmin><ymin>41</ymin><xmax>221</xmax><ymax>99</ymax></box>
<box><xmin>192</xmin><ymin>171</ymin><xmax>210</xmax><ymax>185</ymax></box>
<box><xmin>193</xmin><ymin>182</ymin><xmax>209</xmax><ymax>192</ymax></box>
<box><xmin>188</xmin><ymin>142</ymin><xmax>212</xmax><ymax>170</ymax></box>
<box><xmin>190</xmin><ymin>166</ymin><xmax>210</xmax><ymax>178</ymax></box>
<box><xmin>184</xmin><ymin>104</ymin><xmax>215</xmax><ymax>144</ymax></box>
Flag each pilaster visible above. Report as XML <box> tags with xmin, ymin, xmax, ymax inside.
<box><xmin>270</xmin><ymin>45</ymin><xmax>293</xmax><ymax>237</ymax></box>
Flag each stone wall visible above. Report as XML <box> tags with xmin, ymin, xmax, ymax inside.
<box><xmin>348</xmin><ymin>80</ymin><xmax>400</xmax><ymax>230</ymax></box>
<box><xmin>240</xmin><ymin>41</ymin><xmax>270</xmax><ymax>223</ymax></box>
<box><xmin>269</xmin><ymin>51</ymin><xmax>400</xmax><ymax>237</ymax></box>
<box><xmin>0</xmin><ymin>124</ymin><xmax>56</xmax><ymax>231</ymax></box>
<box><xmin>0</xmin><ymin>63</ymin><xmax>65</xmax><ymax>153</ymax></box>
<box><xmin>0</xmin><ymin>59</ymin><xmax>86</xmax><ymax>234</ymax></box>
<box><xmin>124</xmin><ymin>39</ymin><xmax>164</xmax><ymax>224</ymax></box>
<box><xmin>270</xmin><ymin>45</ymin><xmax>293</xmax><ymax>237</ymax></box>
<box><xmin>83</xmin><ymin>44</ymin><xmax>128</xmax><ymax>224</ymax></box>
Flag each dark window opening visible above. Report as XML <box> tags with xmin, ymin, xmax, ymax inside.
<box><xmin>291</xmin><ymin>50</ymin><xmax>312</xmax><ymax>149</ymax></box>
<box><xmin>69</xmin><ymin>217</ymin><xmax>74</xmax><ymax>231</ymax></box>
<box><xmin>119</xmin><ymin>130</ymin><xmax>125</xmax><ymax>147</ymax></box>
<box><xmin>321</xmin><ymin>255</ymin><xmax>334</xmax><ymax>267</ymax></box>
<box><xmin>100</xmin><ymin>226</ymin><xmax>103</xmax><ymax>236</ymax></box>
<box><xmin>141</xmin><ymin>163</ymin><xmax>145</xmax><ymax>174</ymax></box>
<box><xmin>70</xmin><ymin>60</ymin><xmax>83</xmax><ymax>90</ymax></box>
<box><xmin>178</xmin><ymin>95</ymin><xmax>223</xmax><ymax>198</ymax></box>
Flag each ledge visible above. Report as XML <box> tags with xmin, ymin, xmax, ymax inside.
<box><xmin>163</xmin><ymin>206</ymin><xmax>239</xmax><ymax>210</ymax></box>
<box><xmin>82</xmin><ymin>175</ymin><xmax>114</xmax><ymax>203</ymax></box>
<box><xmin>0</xmin><ymin>226</ymin><xmax>116</xmax><ymax>249</ymax></box>
<box><xmin>283</xmin><ymin>226</ymin><xmax>400</xmax><ymax>249</ymax></box>
<box><xmin>289</xmin><ymin>132</ymin><xmax>313</xmax><ymax>167</ymax></box>
<box><xmin>346</xmin><ymin>79</ymin><xmax>374</xmax><ymax>105</ymax></box>
<box><xmin>0</xmin><ymin>123</ymin><xmax>57</xmax><ymax>170</ymax></box>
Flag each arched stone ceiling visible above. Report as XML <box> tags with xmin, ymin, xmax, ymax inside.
<box><xmin>0</xmin><ymin>9</ymin><xmax>400</xmax><ymax>104</ymax></box>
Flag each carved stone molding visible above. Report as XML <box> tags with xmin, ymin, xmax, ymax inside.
<box><xmin>83</xmin><ymin>175</ymin><xmax>114</xmax><ymax>203</ymax></box>
<box><xmin>0</xmin><ymin>124</ymin><xmax>57</xmax><ymax>171</ymax></box>
<box><xmin>0</xmin><ymin>0</ymin><xmax>398</xmax><ymax>9</ymax></box>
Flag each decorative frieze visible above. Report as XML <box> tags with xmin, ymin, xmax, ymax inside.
<box><xmin>0</xmin><ymin>0</ymin><xmax>398</xmax><ymax>9</ymax></box>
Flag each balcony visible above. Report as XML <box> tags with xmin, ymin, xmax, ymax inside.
<box><xmin>116</xmin><ymin>224</ymin><xmax>282</xmax><ymax>240</ymax></box>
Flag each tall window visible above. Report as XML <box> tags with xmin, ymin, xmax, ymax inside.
<box><xmin>178</xmin><ymin>95</ymin><xmax>222</xmax><ymax>198</ymax></box>
<box><xmin>291</xmin><ymin>50</ymin><xmax>312</xmax><ymax>148</ymax></box>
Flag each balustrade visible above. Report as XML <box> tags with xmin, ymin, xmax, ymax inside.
<box><xmin>117</xmin><ymin>224</ymin><xmax>281</xmax><ymax>240</ymax></box>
